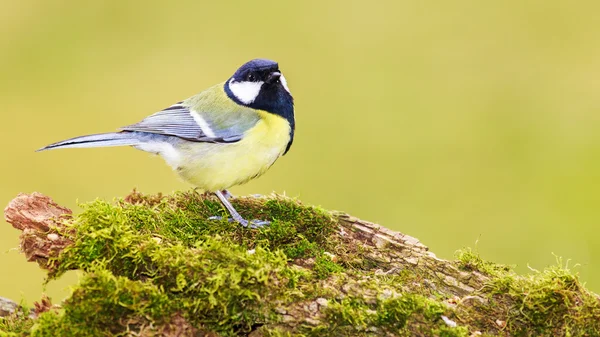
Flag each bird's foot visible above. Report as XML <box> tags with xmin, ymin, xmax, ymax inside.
<box><xmin>208</xmin><ymin>216</ymin><xmax>270</xmax><ymax>229</ymax></box>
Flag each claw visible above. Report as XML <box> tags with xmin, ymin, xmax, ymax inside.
<box><xmin>246</xmin><ymin>219</ymin><xmax>270</xmax><ymax>229</ymax></box>
<box><xmin>208</xmin><ymin>216</ymin><xmax>233</xmax><ymax>223</ymax></box>
<box><xmin>208</xmin><ymin>216</ymin><xmax>270</xmax><ymax>228</ymax></box>
<box><xmin>210</xmin><ymin>190</ymin><xmax>270</xmax><ymax>228</ymax></box>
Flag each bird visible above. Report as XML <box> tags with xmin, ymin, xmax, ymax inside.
<box><xmin>38</xmin><ymin>58</ymin><xmax>295</xmax><ymax>228</ymax></box>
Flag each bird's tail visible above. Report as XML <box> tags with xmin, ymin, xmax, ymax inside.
<box><xmin>37</xmin><ymin>132</ymin><xmax>142</xmax><ymax>152</ymax></box>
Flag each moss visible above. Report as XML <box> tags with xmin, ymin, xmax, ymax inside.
<box><xmin>48</xmin><ymin>235</ymin><xmax>299</xmax><ymax>336</ymax></box>
<box><xmin>454</xmin><ymin>247</ymin><xmax>512</xmax><ymax>277</ymax></box>
<box><xmin>33</xmin><ymin>191</ymin><xmax>342</xmax><ymax>335</ymax></box>
<box><xmin>64</xmin><ymin>191</ymin><xmax>338</xmax><ymax>264</ymax></box>
<box><xmin>498</xmin><ymin>263</ymin><xmax>600</xmax><ymax>335</ymax></box>
<box><xmin>0</xmin><ymin>312</ymin><xmax>34</xmax><ymax>337</ymax></box>
<box><xmin>259</xmin><ymin>328</ymin><xmax>298</xmax><ymax>337</ymax></box>
<box><xmin>313</xmin><ymin>254</ymin><xmax>344</xmax><ymax>279</ymax></box>
<box><xmin>431</xmin><ymin>326</ymin><xmax>470</xmax><ymax>337</ymax></box>
<box><xmin>376</xmin><ymin>295</ymin><xmax>445</xmax><ymax>329</ymax></box>
<box><xmin>309</xmin><ymin>294</ymin><xmax>468</xmax><ymax>336</ymax></box>
<box><xmin>455</xmin><ymin>255</ymin><xmax>600</xmax><ymax>336</ymax></box>
<box><xmin>3</xmin><ymin>190</ymin><xmax>600</xmax><ymax>336</ymax></box>
<box><xmin>31</xmin><ymin>267</ymin><xmax>171</xmax><ymax>336</ymax></box>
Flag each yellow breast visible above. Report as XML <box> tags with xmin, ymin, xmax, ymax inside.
<box><xmin>175</xmin><ymin>111</ymin><xmax>291</xmax><ymax>192</ymax></box>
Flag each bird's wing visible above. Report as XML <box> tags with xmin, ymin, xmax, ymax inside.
<box><xmin>120</xmin><ymin>84</ymin><xmax>260</xmax><ymax>143</ymax></box>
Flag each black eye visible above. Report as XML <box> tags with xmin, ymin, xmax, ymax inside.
<box><xmin>247</xmin><ymin>73</ymin><xmax>256</xmax><ymax>81</ymax></box>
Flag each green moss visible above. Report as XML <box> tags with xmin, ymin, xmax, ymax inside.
<box><xmin>49</xmin><ymin>235</ymin><xmax>300</xmax><ymax>336</ymax></box>
<box><xmin>432</xmin><ymin>326</ymin><xmax>470</xmax><ymax>337</ymax></box>
<box><xmin>31</xmin><ymin>267</ymin><xmax>171</xmax><ymax>336</ymax></box>
<box><xmin>31</xmin><ymin>191</ymin><xmax>344</xmax><ymax>335</ymax></box>
<box><xmin>455</xmin><ymin>255</ymin><xmax>600</xmax><ymax>336</ymax></box>
<box><xmin>376</xmin><ymin>295</ymin><xmax>445</xmax><ymax>329</ymax></box>
<box><xmin>454</xmin><ymin>247</ymin><xmax>512</xmax><ymax>277</ymax></box>
<box><xmin>62</xmin><ymin>192</ymin><xmax>338</xmax><ymax>265</ymax></box>
<box><xmin>0</xmin><ymin>311</ymin><xmax>34</xmax><ymax>337</ymax></box>
<box><xmin>309</xmin><ymin>294</ymin><xmax>468</xmax><ymax>336</ymax></box>
<box><xmin>313</xmin><ymin>254</ymin><xmax>344</xmax><ymax>279</ymax></box>
<box><xmin>3</xmin><ymin>190</ymin><xmax>600</xmax><ymax>336</ymax></box>
<box><xmin>260</xmin><ymin>328</ymin><xmax>299</xmax><ymax>337</ymax></box>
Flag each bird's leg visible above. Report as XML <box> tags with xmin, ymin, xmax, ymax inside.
<box><xmin>209</xmin><ymin>190</ymin><xmax>270</xmax><ymax>228</ymax></box>
<box><xmin>221</xmin><ymin>189</ymin><xmax>234</xmax><ymax>199</ymax></box>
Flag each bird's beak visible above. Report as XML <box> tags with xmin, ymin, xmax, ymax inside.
<box><xmin>266</xmin><ymin>71</ymin><xmax>281</xmax><ymax>84</ymax></box>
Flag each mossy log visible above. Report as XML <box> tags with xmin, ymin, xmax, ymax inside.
<box><xmin>1</xmin><ymin>191</ymin><xmax>599</xmax><ymax>336</ymax></box>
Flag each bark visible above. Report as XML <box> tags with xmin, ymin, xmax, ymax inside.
<box><xmin>0</xmin><ymin>297</ymin><xmax>20</xmax><ymax>318</ymax></box>
<box><xmin>335</xmin><ymin>212</ymin><xmax>489</xmax><ymax>296</ymax></box>
<box><xmin>4</xmin><ymin>192</ymin><xmax>73</xmax><ymax>268</ymax></box>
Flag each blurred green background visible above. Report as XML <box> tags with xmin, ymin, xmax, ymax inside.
<box><xmin>1</xmin><ymin>0</ymin><xmax>599</xmax><ymax>304</ymax></box>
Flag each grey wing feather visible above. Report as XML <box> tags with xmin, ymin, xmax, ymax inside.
<box><xmin>120</xmin><ymin>105</ymin><xmax>241</xmax><ymax>143</ymax></box>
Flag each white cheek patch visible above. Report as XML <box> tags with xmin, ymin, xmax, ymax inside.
<box><xmin>279</xmin><ymin>74</ymin><xmax>291</xmax><ymax>93</ymax></box>
<box><xmin>228</xmin><ymin>79</ymin><xmax>263</xmax><ymax>104</ymax></box>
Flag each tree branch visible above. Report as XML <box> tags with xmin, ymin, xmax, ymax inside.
<box><xmin>2</xmin><ymin>192</ymin><xmax>598</xmax><ymax>336</ymax></box>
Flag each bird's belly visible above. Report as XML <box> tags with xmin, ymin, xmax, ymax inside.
<box><xmin>175</xmin><ymin>114</ymin><xmax>290</xmax><ymax>191</ymax></box>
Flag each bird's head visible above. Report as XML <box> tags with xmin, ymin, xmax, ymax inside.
<box><xmin>225</xmin><ymin>59</ymin><xmax>294</xmax><ymax>117</ymax></box>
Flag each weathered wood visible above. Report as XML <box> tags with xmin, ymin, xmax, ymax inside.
<box><xmin>335</xmin><ymin>213</ymin><xmax>490</xmax><ymax>297</ymax></box>
<box><xmin>0</xmin><ymin>297</ymin><xmax>19</xmax><ymax>318</ymax></box>
<box><xmin>4</xmin><ymin>193</ymin><xmax>73</xmax><ymax>270</ymax></box>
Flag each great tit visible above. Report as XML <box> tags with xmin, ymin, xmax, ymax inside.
<box><xmin>39</xmin><ymin>59</ymin><xmax>295</xmax><ymax>228</ymax></box>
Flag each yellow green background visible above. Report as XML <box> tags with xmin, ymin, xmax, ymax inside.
<box><xmin>1</xmin><ymin>1</ymin><xmax>599</xmax><ymax>303</ymax></box>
